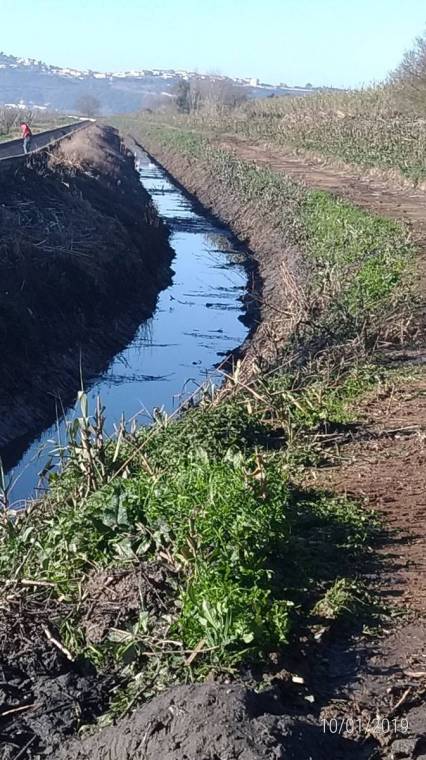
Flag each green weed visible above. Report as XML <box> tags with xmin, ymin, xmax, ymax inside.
<box><xmin>0</xmin><ymin>376</ymin><xmax>379</xmax><ymax>715</ymax></box>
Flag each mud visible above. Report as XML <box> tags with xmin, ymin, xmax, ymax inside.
<box><xmin>0</xmin><ymin>596</ymin><xmax>111</xmax><ymax>759</ymax></box>
<box><xmin>59</xmin><ymin>682</ymin><xmax>358</xmax><ymax>760</ymax></box>
<box><xmin>0</xmin><ymin>561</ymin><xmax>184</xmax><ymax>759</ymax></box>
<box><xmin>0</xmin><ymin>125</ymin><xmax>173</xmax><ymax>453</ymax></box>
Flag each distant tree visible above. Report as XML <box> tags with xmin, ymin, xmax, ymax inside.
<box><xmin>173</xmin><ymin>76</ymin><xmax>247</xmax><ymax>114</ymax></box>
<box><xmin>197</xmin><ymin>77</ymin><xmax>247</xmax><ymax>108</ymax></box>
<box><xmin>174</xmin><ymin>80</ymin><xmax>191</xmax><ymax>113</ymax></box>
<box><xmin>0</xmin><ymin>107</ymin><xmax>19</xmax><ymax>135</ymax></box>
<box><xmin>75</xmin><ymin>94</ymin><xmax>101</xmax><ymax>117</ymax></box>
<box><xmin>20</xmin><ymin>109</ymin><xmax>34</xmax><ymax>127</ymax></box>
<box><xmin>305</xmin><ymin>82</ymin><xmax>313</xmax><ymax>89</ymax></box>
<box><xmin>391</xmin><ymin>30</ymin><xmax>426</xmax><ymax>112</ymax></box>
<box><xmin>142</xmin><ymin>93</ymin><xmax>175</xmax><ymax>112</ymax></box>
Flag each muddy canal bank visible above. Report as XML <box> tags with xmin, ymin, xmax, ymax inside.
<box><xmin>0</xmin><ymin>125</ymin><xmax>173</xmax><ymax>451</ymax></box>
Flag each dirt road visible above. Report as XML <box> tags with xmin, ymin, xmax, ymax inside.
<box><xmin>218</xmin><ymin>135</ymin><xmax>426</xmax><ymax>242</ymax></box>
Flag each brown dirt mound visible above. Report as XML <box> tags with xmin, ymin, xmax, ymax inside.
<box><xmin>59</xmin><ymin>682</ymin><xmax>361</xmax><ymax>760</ymax></box>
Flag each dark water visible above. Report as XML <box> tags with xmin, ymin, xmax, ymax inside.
<box><xmin>4</xmin><ymin>156</ymin><xmax>248</xmax><ymax>506</ymax></box>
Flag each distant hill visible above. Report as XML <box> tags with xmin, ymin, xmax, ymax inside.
<box><xmin>0</xmin><ymin>53</ymin><xmax>319</xmax><ymax>114</ymax></box>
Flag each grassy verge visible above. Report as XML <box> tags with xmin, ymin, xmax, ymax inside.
<box><xmin>0</xmin><ymin>116</ymin><xmax>418</xmax><ymax>724</ymax></box>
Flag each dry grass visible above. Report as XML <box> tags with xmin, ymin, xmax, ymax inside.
<box><xmin>52</xmin><ymin>125</ymin><xmax>124</xmax><ymax>176</ymax></box>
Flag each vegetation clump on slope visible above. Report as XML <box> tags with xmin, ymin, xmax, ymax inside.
<box><xmin>1</xmin><ymin>369</ymin><xmax>380</xmax><ymax>723</ymax></box>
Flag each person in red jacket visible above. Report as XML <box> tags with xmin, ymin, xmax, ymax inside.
<box><xmin>20</xmin><ymin>121</ymin><xmax>32</xmax><ymax>154</ymax></box>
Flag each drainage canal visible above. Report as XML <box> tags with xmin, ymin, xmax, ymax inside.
<box><xmin>4</xmin><ymin>154</ymin><xmax>250</xmax><ymax>504</ymax></box>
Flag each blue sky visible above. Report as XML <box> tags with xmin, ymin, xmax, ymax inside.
<box><xmin>0</xmin><ymin>0</ymin><xmax>425</xmax><ymax>87</ymax></box>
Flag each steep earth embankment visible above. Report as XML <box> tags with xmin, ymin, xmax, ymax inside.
<box><xmin>0</xmin><ymin>125</ymin><xmax>173</xmax><ymax>456</ymax></box>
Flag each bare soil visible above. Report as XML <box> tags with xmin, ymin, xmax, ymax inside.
<box><xmin>0</xmin><ymin>594</ymin><xmax>112</xmax><ymax>759</ymax></box>
<box><xmin>0</xmin><ymin>562</ymin><xmax>180</xmax><ymax>758</ymax></box>
<box><xmin>81</xmin><ymin>561</ymin><xmax>179</xmax><ymax>645</ymax></box>
<box><xmin>304</xmin><ymin>376</ymin><xmax>426</xmax><ymax>758</ymax></box>
<box><xmin>59</xmin><ymin>682</ymin><xmax>362</xmax><ymax>760</ymax></box>
<box><xmin>309</xmin><ymin>376</ymin><xmax>426</xmax><ymax>612</ymax></box>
